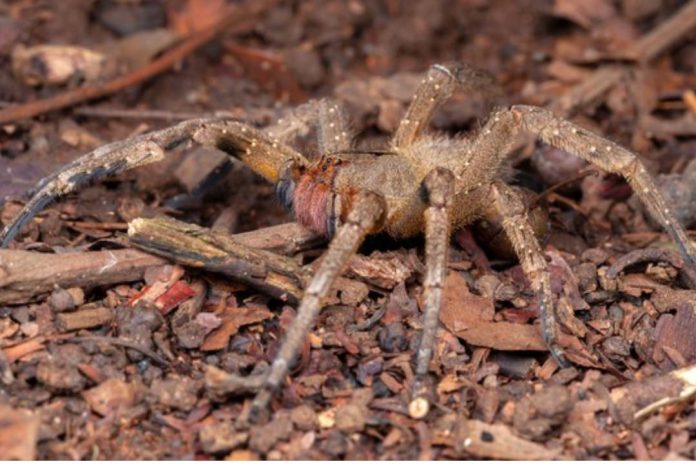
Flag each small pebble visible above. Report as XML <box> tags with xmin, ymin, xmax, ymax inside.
<box><xmin>408</xmin><ymin>397</ymin><xmax>430</xmax><ymax>419</ymax></box>
<box><xmin>317</xmin><ymin>408</ymin><xmax>337</xmax><ymax>429</ymax></box>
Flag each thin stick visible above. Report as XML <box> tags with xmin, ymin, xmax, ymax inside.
<box><xmin>531</xmin><ymin>168</ymin><xmax>598</xmax><ymax>207</ymax></box>
<box><xmin>0</xmin><ymin>0</ymin><xmax>274</xmax><ymax>124</ymax></box>
<box><xmin>73</xmin><ymin>106</ymin><xmax>277</xmax><ymax>125</ymax></box>
<box><xmin>622</xmin><ymin>0</ymin><xmax>696</xmax><ymax>63</ymax></box>
<box><xmin>549</xmin><ymin>0</ymin><xmax>696</xmax><ymax>116</ymax></box>
<box><xmin>68</xmin><ymin>336</ymin><xmax>170</xmax><ymax>367</ymax></box>
<box><xmin>127</xmin><ymin>216</ymin><xmax>307</xmax><ymax>302</ymax></box>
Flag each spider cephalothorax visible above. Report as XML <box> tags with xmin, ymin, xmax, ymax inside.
<box><xmin>2</xmin><ymin>62</ymin><xmax>694</xmax><ymax>422</ymax></box>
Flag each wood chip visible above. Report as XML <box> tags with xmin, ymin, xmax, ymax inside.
<box><xmin>56</xmin><ymin>306</ymin><xmax>113</xmax><ymax>331</ymax></box>
<box><xmin>455</xmin><ymin>419</ymin><xmax>563</xmax><ymax>460</ymax></box>
<box><xmin>439</xmin><ymin>272</ymin><xmax>547</xmax><ymax>351</ymax></box>
<box><xmin>200</xmin><ymin>305</ymin><xmax>273</xmax><ymax>351</ymax></box>
<box><xmin>82</xmin><ymin>378</ymin><xmax>137</xmax><ymax>416</ymax></box>
<box><xmin>0</xmin><ymin>405</ymin><xmax>40</xmax><ymax>460</ymax></box>
<box><xmin>0</xmin><ymin>249</ymin><xmax>166</xmax><ymax>305</ymax></box>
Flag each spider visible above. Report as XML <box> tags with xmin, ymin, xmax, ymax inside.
<box><xmin>2</xmin><ymin>62</ymin><xmax>695</xmax><ymax>422</ymax></box>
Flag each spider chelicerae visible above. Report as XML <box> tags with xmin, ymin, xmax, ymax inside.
<box><xmin>2</xmin><ymin>62</ymin><xmax>694</xmax><ymax>422</ymax></box>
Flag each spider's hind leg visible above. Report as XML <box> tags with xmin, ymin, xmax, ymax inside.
<box><xmin>513</xmin><ymin>104</ymin><xmax>696</xmax><ymax>266</ymax></box>
<box><xmin>490</xmin><ymin>181</ymin><xmax>568</xmax><ymax>367</ymax></box>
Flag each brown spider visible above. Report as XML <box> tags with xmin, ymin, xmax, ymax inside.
<box><xmin>2</xmin><ymin>62</ymin><xmax>695</xmax><ymax>422</ymax></box>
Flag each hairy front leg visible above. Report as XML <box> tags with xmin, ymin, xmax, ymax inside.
<box><xmin>265</xmin><ymin>98</ymin><xmax>353</xmax><ymax>155</ymax></box>
<box><xmin>410</xmin><ymin>167</ymin><xmax>455</xmax><ymax>419</ymax></box>
<box><xmin>490</xmin><ymin>182</ymin><xmax>568</xmax><ymax>366</ymax></box>
<box><xmin>246</xmin><ymin>190</ymin><xmax>386</xmax><ymax>422</ymax></box>
<box><xmin>393</xmin><ymin>62</ymin><xmax>497</xmax><ymax>150</ymax></box>
<box><xmin>1</xmin><ymin>118</ymin><xmax>308</xmax><ymax>247</ymax></box>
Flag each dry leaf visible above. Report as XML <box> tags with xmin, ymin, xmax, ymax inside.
<box><xmin>168</xmin><ymin>0</ymin><xmax>227</xmax><ymax>37</ymax></box>
<box><xmin>552</xmin><ymin>0</ymin><xmax>615</xmax><ymax>29</ymax></box>
<box><xmin>12</xmin><ymin>44</ymin><xmax>114</xmax><ymax>86</ymax></box>
<box><xmin>0</xmin><ymin>405</ymin><xmax>40</xmax><ymax>460</ymax></box>
<box><xmin>455</xmin><ymin>419</ymin><xmax>563</xmax><ymax>460</ymax></box>
<box><xmin>82</xmin><ymin>378</ymin><xmax>137</xmax><ymax>417</ymax></box>
<box><xmin>201</xmin><ymin>305</ymin><xmax>273</xmax><ymax>351</ymax></box>
<box><xmin>225</xmin><ymin>43</ymin><xmax>306</xmax><ymax>102</ymax></box>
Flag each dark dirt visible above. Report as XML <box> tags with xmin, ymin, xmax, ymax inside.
<box><xmin>2</xmin><ymin>0</ymin><xmax>696</xmax><ymax>460</ymax></box>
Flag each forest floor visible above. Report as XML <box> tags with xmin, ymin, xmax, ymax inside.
<box><xmin>1</xmin><ymin>0</ymin><xmax>696</xmax><ymax>459</ymax></box>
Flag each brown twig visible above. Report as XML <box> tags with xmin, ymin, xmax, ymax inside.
<box><xmin>0</xmin><ymin>0</ymin><xmax>274</xmax><ymax>124</ymax></box>
<box><xmin>549</xmin><ymin>0</ymin><xmax>696</xmax><ymax>116</ymax></box>
<box><xmin>610</xmin><ymin>362</ymin><xmax>696</xmax><ymax>424</ymax></box>
<box><xmin>0</xmin><ymin>248</ymin><xmax>167</xmax><ymax>305</ymax></box>
<box><xmin>63</xmin><ymin>335</ymin><xmax>170</xmax><ymax>367</ymax></box>
<box><xmin>621</xmin><ymin>0</ymin><xmax>696</xmax><ymax>63</ymax></box>
<box><xmin>73</xmin><ymin>106</ymin><xmax>278</xmax><ymax>125</ymax></box>
<box><xmin>65</xmin><ymin>221</ymin><xmax>129</xmax><ymax>231</ymax></box>
<box><xmin>56</xmin><ymin>307</ymin><xmax>114</xmax><ymax>332</ymax></box>
<box><xmin>127</xmin><ymin>216</ymin><xmax>308</xmax><ymax>302</ymax></box>
<box><xmin>532</xmin><ymin>168</ymin><xmax>598</xmax><ymax>207</ymax></box>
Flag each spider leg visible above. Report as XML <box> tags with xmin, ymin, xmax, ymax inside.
<box><xmin>265</xmin><ymin>98</ymin><xmax>353</xmax><ymax>155</ymax></box>
<box><xmin>511</xmin><ymin>105</ymin><xmax>696</xmax><ymax>266</ymax></box>
<box><xmin>393</xmin><ymin>62</ymin><xmax>497</xmax><ymax>150</ymax></box>
<box><xmin>1</xmin><ymin>136</ymin><xmax>166</xmax><ymax>247</ymax></box>
<box><xmin>246</xmin><ymin>190</ymin><xmax>386</xmax><ymax>422</ymax></box>
<box><xmin>410</xmin><ymin>167</ymin><xmax>455</xmax><ymax>418</ymax></box>
<box><xmin>1</xmin><ymin>119</ymin><xmax>308</xmax><ymax>247</ymax></box>
<box><xmin>317</xmin><ymin>99</ymin><xmax>353</xmax><ymax>154</ymax></box>
<box><xmin>490</xmin><ymin>181</ymin><xmax>568</xmax><ymax>367</ymax></box>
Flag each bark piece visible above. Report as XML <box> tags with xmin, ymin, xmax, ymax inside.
<box><xmin>455</xmin><ymin>419</ymin><xmax>563</xmax><ymax>460</ymax></box>
<box><xmin>439</xmin><ymin>272</ymin><xmax>546</xmax><ymax>351</ymax></box>
<box><xmin>610</xmin><ymin>363</ymin><xmax>696</xmax><ymax>424</ymax></box>
<box><xmin>82</xmin><ymin>378</ymin><xmax>138</xmax><ymax>417</ymax></box>
<box><xmin>56</xmin><ymin>306</ymin><xmax>113</xmax><ymax>331</ymax></box>
<box><xmin>200</xmin><ymin>305</ymin><xmax>273</xmax><ymax>352</ymax></box>
<box><xmin>127</xmin><ymin>216</ymin><xmax>305</xmax><ymax>302</ymax></box>
<box><xmin>0</xmin><ymin>249</ymin><xmax>166</xmax><ymax>305</ymax></box>
<box><xmin>0</xmin><ymin>405</ymin><xmax>40</xmax><ymax>460</ymax></box>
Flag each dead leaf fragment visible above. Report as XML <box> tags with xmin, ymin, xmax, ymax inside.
<box><xmin>82</xmin><ymin>378</ymin><xmax>137</xmax><ymax>416</ymax></box>
<box><xmin>225</xmin><ymin>43</ymin><xmax>306</xmax><ymax>102</ymax></box>
<box><xmin>455</xmin><ymin>419</ymin><xmax>562</xmax><ymax>460</ymax></box>
<box><xmin>12</xmin><ymin>44</ymin><xmax>114</xmax><ymax>86</ymax></box>
<box><xmin>168</xmin><ymin>0</ymin><xmax>228</xmax><ymax>37</ymax></box>
<box><xmin>201</xmin><ymin>305</ymin><xmax>273</xmax><ymax>351</ymax></box>
<box><xmin>552</xmin><ymin>0</ymin><xmax>616</xmax><ymax>29</ymax></box>
<box><xmin>440</xmin><ymin>273</ymin><xmax>548</xmax><ymax>350</ymax></box>
<box><xmin>0</xmin><ymin>405</ymin><xmax>39</xmax><ymax>460</ymax></box>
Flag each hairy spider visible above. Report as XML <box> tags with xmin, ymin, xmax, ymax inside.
<box><xmin>2</xmin><ymin>62</ymin><xmax>695</xmax><ymax>421</ymax></box>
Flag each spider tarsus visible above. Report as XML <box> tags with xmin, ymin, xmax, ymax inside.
<box><xmin>548</xmin><ymin>345</ymin><xmax>570</xmax><ymax>369</ymax></box>
<box><xmin>247</xmin><ymin>389</ymin><xmax>274</xmax><ymax>424</ymax></box>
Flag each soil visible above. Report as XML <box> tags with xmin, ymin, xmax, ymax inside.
<box><xmin>1</xmin><ymin>0</ymin><xmax>696</xmax><ymax>459</ymax></box>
